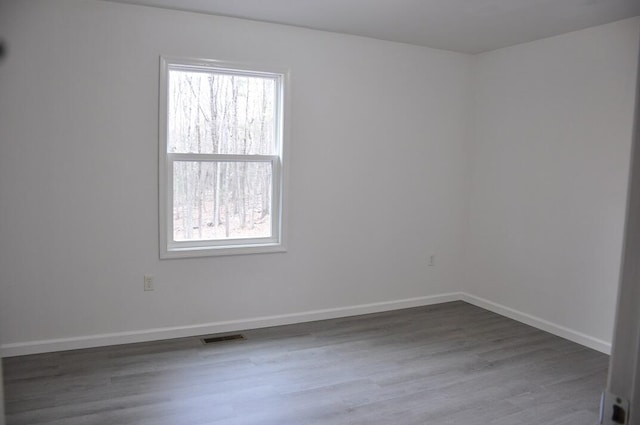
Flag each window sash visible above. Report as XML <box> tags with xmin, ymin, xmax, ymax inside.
<box><xmin>165</xmin><ymin>155</ymin><xmax>282</xmax><ymax>250</ymax></box>
<box><xmin>168</xmin><ymin>153</ymin><xmax>280</xmax><ymax>163</ymax></box>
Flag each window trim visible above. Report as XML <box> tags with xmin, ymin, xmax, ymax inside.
<box><xmin>158</xmin><ymin>56</ymin><xmax>289</xmax><ymax>259</ymax></box>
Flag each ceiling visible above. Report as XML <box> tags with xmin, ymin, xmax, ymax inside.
<box><xmin>106</xmin><ymin>0</ymin><xmax>640</xmax><ymax>54</ymax></box>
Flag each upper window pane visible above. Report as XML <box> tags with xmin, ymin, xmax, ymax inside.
<box><xmin>167</xmin><ymin>68</ymin><xmax>277</xmax><ymax>155</ymax></box>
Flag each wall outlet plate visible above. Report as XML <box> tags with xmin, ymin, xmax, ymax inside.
<box><xmin>143</xmin><ymin>275</ymin><xmax>154</xmax><ymax>291</ymax></box>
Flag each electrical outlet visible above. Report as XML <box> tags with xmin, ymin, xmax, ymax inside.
<box><xmin>144</xmin><ymin>275</ymin><xmax>154</xmax><ymax>291</ymax></box>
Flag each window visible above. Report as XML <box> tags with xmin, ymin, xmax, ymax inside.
<box><xmin>159</xmin><ymin>57</ymin><xmax>287</xmax><ymax>258</ymax></box>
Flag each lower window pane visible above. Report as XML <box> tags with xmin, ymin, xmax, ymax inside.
<box><xmin>173</xmin><ymin>161</ymin><xmax>273</xmax><ymax>242</ymax></box>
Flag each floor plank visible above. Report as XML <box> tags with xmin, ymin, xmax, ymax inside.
<box><xmin>2</xmin><ymin>301</ymin><xmax>608</xmax><ymax>425</ymax></box>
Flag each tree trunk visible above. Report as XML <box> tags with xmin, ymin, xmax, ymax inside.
<box><xmin>261</xmin><ymin>80</ymin><xmax>270</xmax><ymax>218</ymax></box>
<box><xmin>209</xmin><ymin>75</ymin><xmax>221</xmax><ymax>229</ymax></box>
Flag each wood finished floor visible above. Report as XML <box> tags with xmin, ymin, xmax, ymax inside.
<box><xmin>2</xmin><ymin>301</ymin><xmax>608</xmax><ymax>425</ymax></box>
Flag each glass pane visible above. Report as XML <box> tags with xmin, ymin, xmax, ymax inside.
<box><xmin>168</xmin><ymin>69</ymin><xmax>277</xmax><ymax>155</ymax></box>
<box><xmin>173</xmin><ymin>161</ymin><xmax>273</xmax><ymax>241</ymax></box>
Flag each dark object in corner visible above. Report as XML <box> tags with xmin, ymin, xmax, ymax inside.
<box><xmin>611</xmin><ymin>403</ymin><xmax>626</xmax><ymax>424</ymax></box>
<box><xmin>0</xmin><ymin>40</ymin><xmax>6</xmax><ymax>62</ymax></box>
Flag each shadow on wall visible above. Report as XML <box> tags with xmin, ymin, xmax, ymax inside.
<box><xmin>0</xmin><ymin>39</ymin><xmax>6</xmax><ymax>63</ymax></box>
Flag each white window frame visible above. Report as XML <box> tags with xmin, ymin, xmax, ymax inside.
<box><xmin>159</xmin><ymin>56</ymin><xmax>288</xmax><ymax>259</ymax></box>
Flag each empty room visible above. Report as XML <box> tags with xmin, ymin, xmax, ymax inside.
<box><xmin>1</xmin><ymin>0</ymin><xmax>640</xmax><ymax>424</ymax></box>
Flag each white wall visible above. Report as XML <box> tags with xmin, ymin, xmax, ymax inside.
<box><xmin>465</xmin><ymin>18</ymin><xmax>640</xmax><ymax>347</ymax></box>
<box><xmin>0</xmin><ymin>0</ymin><xmax>471</xmax><ymax>354</ymax></box>
<box><xmin>0</xmin><ymin>0</ymin><xmax>637</xmax><ymax>357</ymax></box>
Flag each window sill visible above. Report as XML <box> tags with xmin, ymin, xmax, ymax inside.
<box><xmin>160</xmin><ymin>243</ymin><xmax>287</xmax><ymax>259</ymax></box>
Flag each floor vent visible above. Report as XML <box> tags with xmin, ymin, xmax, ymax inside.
<box><xmin>201</xmin><ymin>334</ymin><xmax>245</xmax><ymax>344</ymax></box>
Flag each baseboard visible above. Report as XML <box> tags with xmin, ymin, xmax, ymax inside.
<box><xmin>459</xmin><ymin>292</ymin><xmax>611</xmax><ymax>354</ymax></box>
<box><xmin>0</xmin><ymin>292</ymin><xmax>460</xmax><ymax>357</ymax></box>
<box><xmin>1</xmin><ymin>291</ymin><xmax>612</xmax><ymax>357</ymax></box>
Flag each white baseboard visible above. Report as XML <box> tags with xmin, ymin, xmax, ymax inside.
<box><xmin>0</xmin><ymin>293</ymin><xmax>460</xmax><ymax>357</ymax></box>
<box><xmin>459</xmin><ymin>292</ymin><xmax>611</xmax><ymax>354</ymax></box>
<box><xmin>1</xmin><ymin>292</ymin><xmax>611</xmax><ymax>357</ymax></box>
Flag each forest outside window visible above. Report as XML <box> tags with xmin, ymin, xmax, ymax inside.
<box><xmin>159</xmin><ymin>57</ymin><xmax>287</xmax><ymax>258</ymax></box>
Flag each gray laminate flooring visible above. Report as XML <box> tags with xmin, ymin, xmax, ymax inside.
<box><xmin>2</xmin><ymin>301</ymin><xmax>608</xmax><ymax>425</ymax></box>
